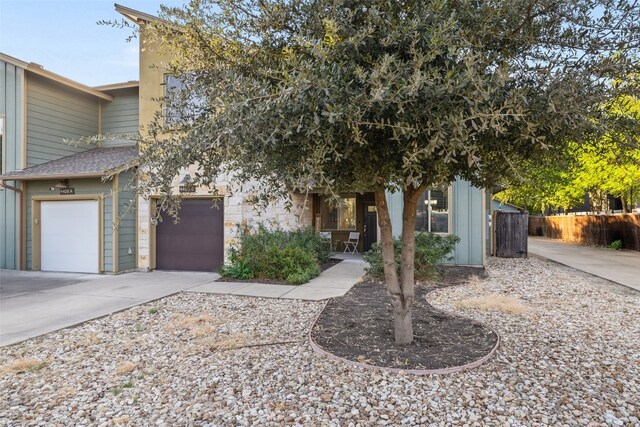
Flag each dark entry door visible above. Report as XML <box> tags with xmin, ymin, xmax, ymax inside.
<box><xmin>156</xmin><ymin>199</ymin><xmax>224</xmax><ymax>271</ymax></box>
<box><xmin>363</xmin><ymin>203</ymin><xmax>378</xmax><ymax>252</ymax></box>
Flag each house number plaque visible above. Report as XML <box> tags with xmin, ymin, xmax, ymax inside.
<box><xmin>179</xmin><ymin>185</ymin><xmax>196</xmax><ymax>193</ymax></box>
<box><xmin>59</xmin><ymin>188</ymin><xmax>75</xmax><ymax>195</ymax></box>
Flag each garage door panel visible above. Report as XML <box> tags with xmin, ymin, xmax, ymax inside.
<box><xmin>40</xmin><ymin>200</ymin><xmax>100</xmax><ymax>273</ymax></box>
<box><xmin>156</xmin><ymin>199</ymin><xmax>224</xmax><ymax>271</ymax></box>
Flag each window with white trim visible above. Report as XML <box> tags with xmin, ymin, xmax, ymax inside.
<box><xmin>415</xmin><ymin>188</ymin><xmax>449</xmax><ymax>233</ymax></box>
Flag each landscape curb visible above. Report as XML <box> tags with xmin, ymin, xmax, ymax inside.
<box><xmin>308</xmin><ymin>287</ymin><xmax>501</xmax><ymax>376</ymax></box>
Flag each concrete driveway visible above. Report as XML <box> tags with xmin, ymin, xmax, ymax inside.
<box><xmin>0</xmin><ymin>270</ymin><xmax>219</xmax><ymax>347</ymax></box>
<box><xmin>528</xmin><ymin>237</ymin><xmax>640</xmax><ymax>292</ymax></box>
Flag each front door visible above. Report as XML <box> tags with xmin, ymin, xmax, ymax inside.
<box><xmin>363</xmin><ymin>203</ymin><xmax>378</xmax><ymax>252</ymax></box>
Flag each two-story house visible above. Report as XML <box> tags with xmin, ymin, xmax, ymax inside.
<box><xmin>0</xmin><ymin>53</ymin><xmax>138</xmax><ymax>273</ymax></box>
<box><xmin>116</xmin><ymin>3</ymin><xmax>489</xmax><ymax>271</ymax></box>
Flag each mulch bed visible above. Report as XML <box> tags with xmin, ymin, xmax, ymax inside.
<box><xmin>216</xmin><ymin>258</ymin><xmax>343</xmax><ymax>285</ymax></box>
<box><xmin>310</xmin><ymin>267</ymin><xmax>499</xmax><ymax>371</ymax></box>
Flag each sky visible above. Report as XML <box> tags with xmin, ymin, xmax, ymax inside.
<box><xmin>0</xmin><ymin>0</ymin><xmax>186</xmax><ymax>87</ymax></box>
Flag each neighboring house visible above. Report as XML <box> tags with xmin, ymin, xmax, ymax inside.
<box><xmin>0</xmin><ymin>53</ymin><xmax>138</xmax><ymax>273</ymax></box>
<box><xmin>492</xmin><ymin>199</ymin><xmax>523</xmax><ymax>213</ymax></box>
<box><xmin>117</xmin><ymin>4</ymin><xmax>489</xmax><ymax>270</ymax></box>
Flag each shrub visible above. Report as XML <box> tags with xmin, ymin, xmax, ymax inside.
<box><xmin>610</xmin><ymin>239</ymin><xmax>622</xmax><ymax>250</ymax></box>
<box><xmin>221</xmin><ymin>223</ymin><xmax>325</xmax><ymax>284</ymax></box>
<box><xmin>364</xmin><ymin>232</ymin><xmax>460</xmax><ymax>281</ymax></box>
<box><xmin>219</xmin><ymin>259</ymin><xmax>254</xmax><ymax>279</ymax></box>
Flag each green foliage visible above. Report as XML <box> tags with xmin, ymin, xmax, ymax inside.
<box><xmin>364</xmin><ymin>233</ymin><xmax>460</xmax><ymax>281</ymax></box>
<box><xmin>148</xmin><ymin>307</ymin><xmax>158</xmax><ymax>315</ymax></box>
<box><xmin>138</xmin><ymin>0</ymin><xmax>640</xmax><ymax>209</ymax></box>
<box><xmin>125</xmin><ymin>0</ymin><xmax>640</xmax><ymax>339</ymax></box>
<box><xmin>219</xmin><ymin>260</ymin><xmax>254</xmax><ymax>280</ymax></box>
<box><xmin>496</xmin><ymin>96</ymin><xmax>640</xmax><ymax>214</ymax></box>
<box><xmin>221</xmin><ymin>223</ymin><xmax>324</xmax><ymax>284</ymax></box>
<box><xmin>610</xmin><ymin>240</ymin><xmax>622</xmax><ymax>250</ymax></box>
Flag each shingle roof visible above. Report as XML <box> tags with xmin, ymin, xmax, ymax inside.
<box><xmin>0</xmin><ymin>146</ymin><xmax>138</xmax><ymax>181</ymax></box>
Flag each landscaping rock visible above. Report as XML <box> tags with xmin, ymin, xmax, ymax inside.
<box><xmin>1</xmin><ymin>257</ymin><xmax>638</xmax><ymax>426</ymax></box>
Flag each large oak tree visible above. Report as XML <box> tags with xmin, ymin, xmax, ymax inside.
<box><xmin>135</xmin><ymin>0</ymin><xmax>640</xmax><ymax>344</ymax></box>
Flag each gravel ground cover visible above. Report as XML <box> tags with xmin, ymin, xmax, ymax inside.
<box><xmin>1</xmin><ymin>257</ymin><xmax>639</xmax><ymax>426</ymax></box>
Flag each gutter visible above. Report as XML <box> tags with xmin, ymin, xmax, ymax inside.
<box><xmin>0</xmin><ymin>180</ymin><xmax>23</xmax><ymax>193</ymax></box>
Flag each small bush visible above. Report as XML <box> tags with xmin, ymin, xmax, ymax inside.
<box><xmin>364</xmin><ymin>232</ymin><xmax>460</xmax><ymax>281</ymax></box>
<box><xmin>221</xmin><ymin>223</ymin><xmax>325</xmax><ymax>284</ymax></box>
<box><xmin>610</xmin><ymin>239</ymin><xmax>622</xmax><ymax>250</ymax></box>
<box><xmin>219</xmin><ymin>260</ymin><xmax>254</xmax><ymax>279</ymax></box>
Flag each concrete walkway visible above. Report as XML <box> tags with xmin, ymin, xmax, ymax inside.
<box><xmin>185</xmin><ymin>253</ymin><xmax>366</xmax><ymax>300</ymax></box>
<box><xmin>0</xmin><ymin>254</ymin><xmax>365</xmax><ymax>347</ymax></box>
<box><xmin>528</xmin><ymin>237</ymin><xmax>640</xmax><ymax>292</ymax></box>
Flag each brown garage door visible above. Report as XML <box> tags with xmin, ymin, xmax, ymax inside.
<box><xmin>156</xmin><ymin>199</ymin><xmax>224</xmax><ymax>271</ymax></box>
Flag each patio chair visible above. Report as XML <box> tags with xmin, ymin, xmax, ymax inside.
<box><xmin>343</xmin><ymin>232</ymin><xmax>360</xmax><ymax>253</ymax></box>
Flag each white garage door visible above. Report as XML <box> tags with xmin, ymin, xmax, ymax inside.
<box><xmin>41</xmin><ymin>200</ymin><xmax>100</xmax><ymax>273</ymax></box>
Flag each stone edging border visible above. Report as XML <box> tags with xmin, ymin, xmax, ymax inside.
<box><xmin>308</xmin><ymin>286</ymin><xmax>501</xmax><ymax>375</ymax></box>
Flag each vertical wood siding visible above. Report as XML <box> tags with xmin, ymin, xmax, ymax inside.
<box><xmin>117</xmin><ymin>170</ymin><xmax>137</xmax><ymax>271</ymax></box>
<box><xmin>25</xmin><ymin>74</ymin><xmax>98</xmax><ymax>167</ymax></box>
<box><xmin>385</xmin><ymin>178</ymin><xmax>486</xmax><ymax>266</ymax></box>
<box><xmin>449</xmin><ymin>179</ymin><xmax>485</xmax><ymax>266</ymax></box>
<box><xmin>0</xmin><ymin>61</ymin><xmax>24</xmax><ymax>269</ymax></box>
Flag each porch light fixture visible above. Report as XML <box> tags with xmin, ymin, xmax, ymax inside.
<box><xmin>53</xmin><ymin>179</ymin><xmax>70</xmax><ymax>189</ymax></box>
<box><xmin>179</xmin><ymin>174</ymin><xmax>191</xmax><ymax>185</ymax></box>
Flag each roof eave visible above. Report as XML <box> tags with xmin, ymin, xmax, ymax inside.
<box><xmin>115</xmin><ymin>3</ymin><xmax>160</xmax><ymax>24</ymax></box>
<box><xmin>0</xmin><ymin>53</ymin><xmax>114</xmax><ymax>102</ymax></box>
<box><xmin>0</xmin><ymin>172</ymin><xmax>108</xmax><ymax>182</ymax></box>
<box><xmin>93</xmin><ymin>81</ymin><xmax>139</xmax><ymax>91</ymax></box>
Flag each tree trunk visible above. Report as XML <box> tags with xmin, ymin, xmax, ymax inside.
<box><xmin>373</xmin><ymin>188</ymin><xmax>405</xmax><ymax>344</ymax></box>
<box><xmin>374</xmin><ymin>185</ymin><xmax>425</xmax><ymax>345</ymax></box>
<box><xmin>622</xmin><ymin>195</ymin><xmax>629</xmax><ymax>214</ymax></box>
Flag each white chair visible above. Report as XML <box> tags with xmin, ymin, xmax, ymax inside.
<box><xmin>343</xmin><ymin>232</ymin><xmax>360</xmax><ymax>253</ymax></box>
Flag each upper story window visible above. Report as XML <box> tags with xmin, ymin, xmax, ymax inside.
<box><xmin>320</xmin><ymin>196</ymin><xmax>356</xmax><ymax>230</ymax></box>
<box><xmin>163</xmin><ymin>74</ymin><xmax>204</xmax><ymax>125</ymax></box>
<box><xmin>416</xmin><ymin>187</ymin><xmax>449</xmax><ymax>233</ymax></box>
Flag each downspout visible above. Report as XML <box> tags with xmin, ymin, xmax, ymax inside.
<box><xmin>1</xmin><ymin>180</ymin><xmax>24</xmax><ymax>270</ymax></box>
<box><xmin>0</xmin><ymin>181</ymin><xmax>23</xmax><ymax>194</ymax></box>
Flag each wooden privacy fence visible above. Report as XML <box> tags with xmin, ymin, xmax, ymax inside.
<box><xmin>528</xmin><ymin>213</ymin><xmax>640</xmax><ymax>251</ymax></box>
<box><xmin>493</xmin><ymin>211</ymin><xmax>529</xmax><ymax>258</ymax></box>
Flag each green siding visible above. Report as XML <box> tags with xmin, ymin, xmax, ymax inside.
<box><xmin>448</xmin><ymin>179</ymin><xmax>485</xmax><ymax>266</ymax></box>
<box><xmin>385</xmin><ymin>191</ymin><xmax>403</xmax><ymax>239</ymax></box>
<box><xmin>25</xmin><ymin>179</ymin><xmax>113</xmax><ymax>272</ymax></box>
<box><xmin>117</xmin><ymin>170</ymin><xmax>137</xmax><ymax>271</ymax></box>
<box><xmin>101</xmin><ymin>87</ymin><xmax>139</xmax><ymax>140</ymax></box>
<box><xmin>0</xmin><ymin>60</ymin><xmax>25</xmax><ymax>269</ymax></box>
<box><xmin>25</xmin><ymin>74</ymin><xmax>99</xmax><ymax>166</ymax></box>
<box><xmin>386</xmin><ymin>177</ymin><xmax>486</xmax><ymax>266</ymax></box>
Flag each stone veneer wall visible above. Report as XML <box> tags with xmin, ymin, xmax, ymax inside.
<box><xmin>136</xmin><ymin>186</ymin><xmax>313</xmax><ymax>271</ymax></box>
